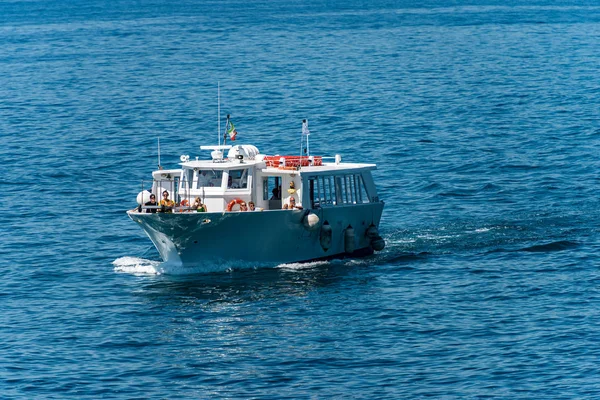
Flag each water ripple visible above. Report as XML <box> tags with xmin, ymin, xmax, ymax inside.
<box><xmin>3</xmin><ymin>1</ymin><xmax>600</xmax><ymax>398</ymax></box>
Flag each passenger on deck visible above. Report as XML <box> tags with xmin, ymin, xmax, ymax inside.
<box><xmin>270</xmin><ymin>187</ymin><xmax>280</xmax><ymax>200</ymax></box>
<box><xmin>144</xmin><ymin>194</ymin><xmax>158</xmax><ymax>213</ymax></box>
<box><xmin>240</xmin><ymin>202</ymin><xmax>248</xmax><ymax>212</ymax></box>
<box><xmin>197</xmin><ymin>170</ymin><xmax>212</xmax><ymax>187</ymax></box>
<box><xmin>159</xmin><ymin>190</ymin><xmax>175</xmax><ymax>213</ymax></box>
<box><xmin>248</xmin><ymin>201</ymin><xmax>256</xmax><ymax>211</ymax></box>
<box><xmin>193</xmin><ymin>197</ymin><xmax>207</xmax><ymax>212</ymax></box>
<box><xmin>228</xmin><ymin>176</ymin><xmax>240</xmax><ymax>189</ymax></box>
<box><xmin>282</xmin><ymin>203</ymin><xmax>289</xmax><ymax>209</ymax></box>
<box><xmin>288</xmin><ymin>196</ymin><xmax>303</xmax><ymax>210</ymax></box>
<box><xmin>179</xmin><ymin>199</ymin><xmax>190</xmax><ymax>211</ymax></box>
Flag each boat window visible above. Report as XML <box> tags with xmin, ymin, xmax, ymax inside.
<box><xmin>310</xmin><ymin>175</ymin><xmax>338</xmax><ymax>207</ymax></box>
<box><xmin>310</xmin><ymin>174</ymin><xmax>370</xmax><ymax>207</ymax></box>
<box><xmin>263</xmin><ymin>176</ymin><xmax>281</xmax><ymax>200</ymax></box>
<box><xmin>309</xmin><ymin>178</ymin><xmax>316</xmax><ymax>208</ymax></box>
<box><xmin>323</xmin><ymin>176</ymin><xmax>332</xmax><ymax>205</ymax></box>
<box><xmin>357</xmin><ymin>174</ymin><xmax>370</xmax><ymax>203</ymax></box>
<box><xmin>334</xmin><ymin>176</ymin><xmax>343</xmax><ymax>204</ymax></box>
<box><xmin>155</xmin><ymin>177</ymin><xmax>179</xmax><ymax>200</ymax></box>
<box><xmin>228</xmin><ymin>168</ymin><xmax>248</xmax><ymax>189</ymax></box>
<box><xmin>196</xmin><ymin>170</ymin><xmax>223</xmax><ymax>189</ymax></box>
<box><xmin>334</xmin><ymin>174</ymin><xmax>370</xmax><ymax>204</ymax></box>
<box><xmin>263</xmin><ymin>178</ymin><xmax>269</xmax><ymax>200</ymax></box>
<box><xmin>346</xmin><ymin>175</ymin><xmax>355</xmax><ymax>204</ymax></box>
<box><xmin>317</xmin><ymin>176</ymin><xmax>326</xmax><ymax>205</ymax></box>
<box><xmin>180</xmin><ymin>170</ymin><xmax>193</xmax><ymax>189</ymax></box>
<box><xmin>340</xmin><ymin>176</ymin><xmax>347</xmax><ymax>203</ymax></box>
<box><xmin>179</xmin><ymin>170</ymin><xmax>193</xmax><ymax>196</ymax></box>
<box><xmin>328</xmin><ymin>176</ymin><xmax>336</xmax><ymax>205</ymax></box>
<box><xmin>309</xmin><ymin>177</ymin><xmax>319</xmax><ymax>208</ymax></box>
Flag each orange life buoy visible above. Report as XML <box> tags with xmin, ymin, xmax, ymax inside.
<box><xmin>226</xmin><ymin>198</ymin><xmax>245</xmax><ymax>211</ymax></box>
<box><xmin>263</xmin><ymin>155</ymin><xmax>323</xmax><ymax>168</ymax></box>
<box><xmin>174</xmin><ymin>199</ymin><xmax>190</xmax><ymax>213</ymax></box>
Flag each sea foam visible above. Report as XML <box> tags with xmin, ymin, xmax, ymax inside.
<box><xmin>112</xmin><ymin>256</ymin><xmax>162</xmax><ymax>275</ymax></box>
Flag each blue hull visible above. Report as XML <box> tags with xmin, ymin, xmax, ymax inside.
<box><xmin>128</xmin><ymin>202</ymin><xmax>384</xmax><ymax>272</ymax></box>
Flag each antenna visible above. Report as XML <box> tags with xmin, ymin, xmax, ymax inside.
<box><xmin>157</xmin><ymin>137</ymin><xmax>161</xmax><ymax>169</ymax></box>
<box><xmin>217</xmin><ymin>82</ymin><xmax>221</xmax><ymax>147</ymax></box>
<box><xmin>300</xmin><ymin>120</ymin><xmax>303</xmax><ymax>159</ymax></box>
<box><xmin>224</xmin><ymin>114</ymin><xmax>230</xmax><ymax>145</ymax></box>
<box><xmin>301</xmin><ymin>119</ymin><xmax>310</xmax><ymax>157</ymax></box>
<box><xmin>305</xmin><ymin>119</ymin><xmax>310</xmax><ymax>156</ymax></box>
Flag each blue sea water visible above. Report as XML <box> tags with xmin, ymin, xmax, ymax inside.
<box><xmin>2</xmin><ymin>0</ymin><xmax>600</xmax><ymax>397</ymax></box>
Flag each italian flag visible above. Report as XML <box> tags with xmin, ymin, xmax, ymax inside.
<box><xmin>227</xmin><ymin>121</ymin><xmax>238</xmax><ymax>141</ymax></box>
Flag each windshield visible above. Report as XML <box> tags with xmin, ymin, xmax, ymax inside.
<box><xmin>227</xmin><ymin>168</ymin><xmax>248</xmax><ymax>189</ymax></box>
<box><xmin>196</xmin><ymin>169</ymin><xmax>223</xmax><ymax>189</ymax></box>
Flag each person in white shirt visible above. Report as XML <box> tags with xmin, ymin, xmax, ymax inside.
<box><xmin>288</xmin><ymin>196</ymin><xmax>303</xmax><ymax>210</ymax></box>
<box><xmin>197</xmin><ymin>170</ymin><xmax>212</xmax><ymax>187</ymax></box>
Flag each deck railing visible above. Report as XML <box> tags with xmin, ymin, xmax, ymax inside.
<box><xmin>135</xmin><ymin>178</ymin><xmax>201</xmax><ymax>213</ymax></box>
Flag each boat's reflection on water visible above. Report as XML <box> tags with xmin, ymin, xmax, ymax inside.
<box><xmin>129</xmin><ymin>241</ymin><xmax>416</xmax><ymax>313</ymax></box>
<box><xmin>136</xmin><ymin>260</ymin><xmax>369</xmax><ymax>308</ymax></box>
<box><xmin>128</xmin><ymin>261</ymin><xmax>380</xmax><ymax>357</ymax></box>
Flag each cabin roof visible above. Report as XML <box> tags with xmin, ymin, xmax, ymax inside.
<box><xmin>261</xmin><ymin>162</ymin><xmax>376</xmax><ymax>175</ymax></box>
<box><xmin>178</xmin><ymin>158</ymin><xmax>376</xmax><ymax>175</ymax></box>
<box><xmin>180</xmin><ymin>159</ymin><xmax>264</xmax><ymax>169</ymax></box>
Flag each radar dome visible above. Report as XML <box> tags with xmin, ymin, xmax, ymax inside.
<box><xmin>227</xmin><ymin>145</ymin><xmax>260</xmax><ymax>160</ymax></box>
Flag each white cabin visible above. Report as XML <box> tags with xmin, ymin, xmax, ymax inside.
<box><xmin>146</xmin><ymin>144</ymin><xmax>379</xmax><ymax>212</ymax></box>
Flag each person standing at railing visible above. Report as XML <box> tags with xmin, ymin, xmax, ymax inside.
<box><xmin>144</xmin><ymin>194</ymin><xmax>158</xmax><ymax>213</ymax></box>
<box><xmin>159</xmin><ymin>191</ymin><xmax>175</xmax><ymax>213</ymax></box>
<box><xmin>193</xmin><ymin>197</ymin><xmax>208</xmax><ymax>212</ymax></box>
<box><xmin>288</xmin><ymin>196</ymin><xmax>303</xmax><ymax>210</ymax></box>
<box><xmin>270</xmin><ymin>187</ymin><xmax>280</xmax><ymax>200</ymax></box>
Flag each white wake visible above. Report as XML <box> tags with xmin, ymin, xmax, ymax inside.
<box><xmin>113</xmin><ymin>256</ymin><xmax>287</xmax><ymax>275</ymax></box>
<box><xmin>113</xmin><ymin>256</ymin><xmax>164</xmax><ymax>275</ymax></box>
<box><xmin>275</xmin><ymin>260</ymin><xmax>331</xmax><ymax>270</ymax></box>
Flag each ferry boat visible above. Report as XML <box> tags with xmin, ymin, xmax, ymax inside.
<box><xmin>127</xmin><ymin>126</ymin><xmax>385</xmax><ymax>272</ymax></box>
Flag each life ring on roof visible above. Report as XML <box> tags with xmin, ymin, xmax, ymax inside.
<box><xmin>226</xmin><ymin>198</ymin><xmax>246</xmax><ymax>211</ymax></box>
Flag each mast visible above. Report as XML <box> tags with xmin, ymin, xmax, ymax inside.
<box><xmin>304</xmin><ymin>119</ymin><xmax>310</xmax><ymax>156</ymax></box>
<box><xmin>301</xmin><ymin>119</ymin><xmax>310</xmax><ymax>158</ymax></box>
<box><xmin>157</xmin><ymin>137</ymin><xmax>161</xmax><ymax>169</ymax></box>
<box><xmin>300</xmin><ymin>120</ymin><xmax>303</xmax><ymax>158</ymax></box>
<box><xmin>218</xmin><ymin>82</ymin><xmax>221</xmax><ymax>147</ymax></box>
<box><xmin>224</xmin><ymin>114</ymin><xmax>230</xmax><ymax>145</ymax></box>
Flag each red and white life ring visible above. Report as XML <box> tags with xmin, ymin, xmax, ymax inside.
<box><xmin>226</xmin><ymin>198</ymin><xmax>245</xmax><ymax>211</ymax></box>
<box><xmin>174</xmin><ymin>199</ymin><xmax>190</xmax><ymax>213</ymax></box>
